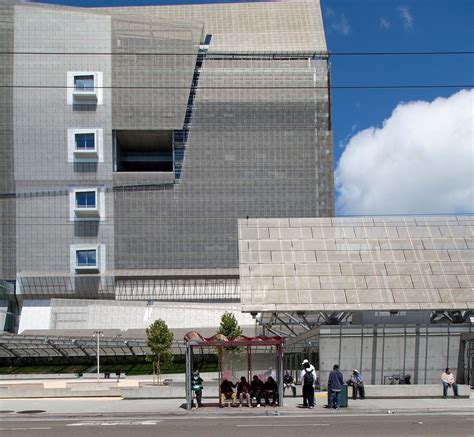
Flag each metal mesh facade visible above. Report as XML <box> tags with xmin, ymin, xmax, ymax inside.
<box><xmin>0</xmin><ymin>0</ymin><xmax>333</xmax><ymax>306</ymax></box>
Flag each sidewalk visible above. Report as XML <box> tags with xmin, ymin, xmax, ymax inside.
<box><xmin>0</xmin><ymin>395</ymin><xmax>472</xmax><ymax>419</ymax></box>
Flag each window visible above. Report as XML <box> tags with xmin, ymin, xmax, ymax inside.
<box><xmin>75</xmin><ymin>133</ymin><xmax>95</xmax><ymax>151</ymax></box>
<box><xmin>71</xmin><ymin>244</ymin><xmax>104</xmax><ymax>273</ymax></box>
<box><xmin>76</xmin><ymin>249</ymin><xmax>97</xmax><ymax>268</ymax></box>
<box><xmin>74</xmin><ymin>75</ymin><xmax>94</xmax><ymax>91</ymax></box>
<box><xmin>68</xmin><ymin>129</ymin><xmax>102</xmax><ymax>161</ymax></box>
<box><xmin>72</xmin><ymin>188</ymin><xmax>100</xmax><ymax>218</ymax></box>
<box><xmin>67</xmin><ymin>72</ymin><xmax>102</xmax><ymax>105</ymax></box>
<box><xmin>75</xmin><ymin>191</ymin><xmax>96</xmax><ymax>209</ymax></box>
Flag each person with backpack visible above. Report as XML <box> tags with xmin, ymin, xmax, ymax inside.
<box><xmin>300</xmin><ymin>359</ymin><xmax>317</xmax><ymax>408</ymax></box>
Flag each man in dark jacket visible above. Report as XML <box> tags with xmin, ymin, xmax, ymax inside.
<box><xmin>250</xmin><ymin>375</ymin><xmax>264</xmax><ymax>407</ymax></box>
<box><xmin>220</xmin><ymin>378</ymin><xmax>236</xmax><ymax>407</ymax></box>
<box><xmin>263</xmin><ymin>376</ymin><xmax>279</xmax><ymax>406</ymax></box>
<box><xmin>328</xmin><ymin>364</ymin><xmax>344</xmax><ymax>409</ymax></box>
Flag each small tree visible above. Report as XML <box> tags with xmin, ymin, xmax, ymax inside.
<box><xmin>146</xmin><ymin>319</ymin><xmax>174</xmax><ymax>385</ymax></box>
<box><xmin>218</xmin><ymin>312</ymin><xmax>243</xmax><ymax>338</ymax></box>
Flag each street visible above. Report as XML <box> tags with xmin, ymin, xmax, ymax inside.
<box><xmin>0</xmin><ymin>414</ymin><xmax>473</xmax><ymax>436</ymax></box>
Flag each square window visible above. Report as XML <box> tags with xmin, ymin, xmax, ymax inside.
<box><xmin>74</xmin><ymin>75</ymin><xmax>94</xmax><ymax>91</ymax></box>
<box><xmin>75</xmin><ymin>133</ymin><xmax>95</xmax><ymax>151</ymax></box>
<box><xmin>76</xmin><ymin>249</ymin><xmax>97</xmax><ymax>267</ymax></box>
<box><xmin>75</xmin><ymin>191</ymin><xmax>96</xmax><ymax>209</ymax></box>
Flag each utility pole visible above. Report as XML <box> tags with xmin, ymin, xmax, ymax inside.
<box><xmin>93</xmin><ymin>330</ymin><xmax>103</xmax><ymax>383</ymax></box>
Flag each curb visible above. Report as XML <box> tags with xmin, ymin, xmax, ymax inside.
<box><xmin>1</xmin><ymin>406</ymin><xmax>473</xmax><ymax>421</ymax></box>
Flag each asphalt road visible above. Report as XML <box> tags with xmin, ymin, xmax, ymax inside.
<box><xmin>0</xmin><ymin>414</ymin><xmax>473</xmax><ymax>437</ymax></box>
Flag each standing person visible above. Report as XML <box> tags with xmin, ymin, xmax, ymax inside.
<box><xmin>237</xmin><ymin>376</ymin><xmax>251</xmax><ymax>407</ymax></box>
<box><xmin>328</xmin><ymin>364</ymin><xmax>344</xmax><ymax>409</ymax></box>
<box><xmin>283</xmin><ymin>371</ymin><xmax>297</xmax><ymax>397</ymax></box>
<box><xmin>300</xmin><ymin>359</ymin><xmax>317</xmax><ymax>408</ymax></box>
<box><xmin>191</xmin><ymin>369</ymin><xmax>204</xmax><ymax>408</ymax></box>
<box><xmin>116</xmin><ymin>368</ymin><xmax>121</xmax><ymax>382</ymax></box>
<box><xmin>264</xmin><ymin>366</ymin><xmax>276</xmax><ymax>380</ymax></box>
<box><xmin>350</xmin><ymin>369</ymin><xmax>365</xmax><ymax>400</ymax></box>
<box><xmin>250</xmin><ymin>375</ymin><xmax>264</xmax><ymax>407</ymax></box>
<box><xmin>441</xmin><ymin>368</ymin><xmax>459</xmax><ymax>398</ymax></box>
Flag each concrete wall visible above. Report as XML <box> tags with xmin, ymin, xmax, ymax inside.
<box><xmin>19</xmin><ymin>298</ymin><xmax>254</xmax><ymax>331</ymax></box>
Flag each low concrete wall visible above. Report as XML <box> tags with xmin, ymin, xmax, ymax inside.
<box><xmin>0</xmin><ymin>382</ymin><xmax>121</xmax><ymax>398</ymax></box>
<box><xmin>364</xmin><ymin>384</ymin><xmax>471</xmax><ymax>398</ymax></box>
<box><xmin>0</xmin><ymin>374</ymin><xmax>77</xmax><ymax>380</ymax></box>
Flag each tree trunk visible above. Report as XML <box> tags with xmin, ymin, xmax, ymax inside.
<box><xmin>157</xmin><ymin>354</ymin><xmax>161</xmax><ymax>385</ymax></box>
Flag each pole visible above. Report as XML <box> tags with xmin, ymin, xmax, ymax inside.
<box><xmin>94</xmin><ymin>330</ymin><xmax>103</xmax><ymax>383</ymax></box>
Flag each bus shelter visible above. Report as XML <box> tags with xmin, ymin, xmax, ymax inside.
<box><xmin>184</xmin><ymin>332</ymin><xmax>284</xmax><ymax>409</ymax></box>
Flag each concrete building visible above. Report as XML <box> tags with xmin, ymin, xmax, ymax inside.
<box><xmin>0</xmin><ymin>0</ymin><xmax>333</xmax><ymax>332</ymax></box>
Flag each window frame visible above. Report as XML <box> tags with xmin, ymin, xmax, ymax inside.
<box><xmin>72</xmin><ymin>187</ymin><xmax>99</xmax><ymax>217</ymax></box>
<box><xmin>72</xmin><ymin>244</ymin><xmax>102</xmax><ymax>273</ymax></box>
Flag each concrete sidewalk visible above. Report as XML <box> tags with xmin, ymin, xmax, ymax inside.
<box><xmin>0</xmin><ymin>395</ymin><xmax>472</xmax><ymax>419</ymax></box>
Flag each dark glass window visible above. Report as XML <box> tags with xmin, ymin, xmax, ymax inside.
<box><xmin>75</xmin><ymin>191</ymin><xmax>96</xmax><ymax>208</ymax></box>
<box><xmin>75</xmin><ymin>133</ymin><xmax>95</xmax><ymax>150</ymax></box>
<box><xmin>76</xmin><ymin>250</ymin><xmax>97</xmax><ymax>267</ymax></box>
<box><xmin>74</xmin><ymin>75</ymin><xmax>94</xmax><ymax>91</ymax></box>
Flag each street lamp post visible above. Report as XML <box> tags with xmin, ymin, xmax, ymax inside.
<box><xmin>93</xmin><ymin>330</ymin><xmax>103</xmax><ymax>383</ymax></box>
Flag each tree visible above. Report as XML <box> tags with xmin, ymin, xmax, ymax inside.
<box><xmin>146</xmin><ymin>319</ymin><xmax>174</xmax><ymax>385</ymax></box>
<box><xmin>217</xmin><ymin>313</ymin><xmax>243</xmax><ymax>380</ymax></box>
<box><xmin>218</xmin><ymin>312</ymin><xmax>243</xmax><ymax>338</ymax></box>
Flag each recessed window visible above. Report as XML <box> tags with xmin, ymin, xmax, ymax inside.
<box><xmin>114</xmin><ymin>130</ymin><xmax>173</xmax><ymax>172</ymax></box>
<box><xmin>74</xmin><ymin>75</ymin><xmax>94</xmax><ymax>91</ymax></box>
<box><xmin>76</xmin><ymin>249</ymin><xmax>97</xmax><ymax>268</ymax></box>
<box><xmin>75</xmin><ymin>133</ymin><xmax>95</xmax><ymax>151</ymax></box>
<box><xmin>75</xmin><ymin>191</ymin><xmax>96</xmax><ymax>209</ymax></box>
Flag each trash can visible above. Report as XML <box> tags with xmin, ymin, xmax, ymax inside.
<box><xmin>327</xmin><ymin>384</ymin><xmax>348</xmax><ymax>408</ymax></box>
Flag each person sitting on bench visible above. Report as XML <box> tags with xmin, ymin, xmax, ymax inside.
<box><xmin>250</xmin><ymin>375</ymin><xmax>264</xmax><ymax>407</ymax></box>
<box><xmin>220</xmin><ymin>378</ymin><xmax>237</xmax><ymax>407</ymax></box>
<box><xmin>283</xmin><ymin>371</ymin><xmax>296</xmax><ymax>397</ymax></box>
<box><xmin>237</xmin><ymin>376</ymin><xmax>251</xmax><ymax>407</ymax></box>
<box><xmin>263</xmin><ymin>376</ymin><xmax>279</xmax><ymax>406</ymax></box>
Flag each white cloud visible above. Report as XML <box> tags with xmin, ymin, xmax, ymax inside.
<box><xmin>380</xmin><ymin>17</ymin><xmax>391</xmax><ymax>30</ymax></box>
<box><xmin>398</xmin><ymin>6</ymin><xmax>414</xmax><ymax>29</ymax></box>
<box><xmin>331</xmin><ymin>13</ymin><xmax>351</xmax><ymax>36</ymax></box>
<box><xmin>335</xmin><ymin>89</ymin><xmax>474</xmax><ymax>215</ymax></box>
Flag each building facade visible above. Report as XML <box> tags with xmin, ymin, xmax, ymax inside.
<box><xmin>0</xmin><ymin>0</ymin><xmax>333</xmax><ymax>331</ymax></box>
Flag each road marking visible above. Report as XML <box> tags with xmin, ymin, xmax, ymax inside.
<box><xmin>237</xmin><ymin>424</ymin><xmax>329</xmax><ymax>427</ymax></box>
<box><xmin>0</xmin><ymin>427</ymin><xmax>51</xmax><ymax>431</ymax></box>
<box><xmin>67</xmin><ymin>420</ymin><xmax>161</xmax><ymax>427</ymax></box>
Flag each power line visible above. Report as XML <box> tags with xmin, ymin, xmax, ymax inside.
<box><xmin>0</xmin><ymin>85</ymin><xmax>472</xmax><ymax>89</ymax></box>
<box><xmin>0</xmin><ymin>50</ymin><xmax>472</xmax><ymax>56</ymax></box>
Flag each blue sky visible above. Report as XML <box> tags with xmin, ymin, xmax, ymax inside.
<box><xmin>33</xmin><ymin>0</ymin><xmax>474</xmax><ymax>214</ymax></box>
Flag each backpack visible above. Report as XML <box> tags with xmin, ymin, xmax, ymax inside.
<box><xmin>303</xmin><ymin>369</ymin><xmax>314</xmax><ymax>386</ymax></box>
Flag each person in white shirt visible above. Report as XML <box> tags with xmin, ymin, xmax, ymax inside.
<box><xmin>441</xmin><ymin>368</ymin><xmax>459</xmax><ymax>398</ymax></box>
<box><xmin>300</xmin><ymin>359</ymin><xmax>317</xmax><ymax>408</ymax></box>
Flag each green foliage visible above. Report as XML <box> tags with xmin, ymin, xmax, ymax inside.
<box><xmin>217</xmin><ymin>312</ymin><xmax>243</xmax><ymax>338</ymax></box>
<box><xmin>146</xmin><ymin>319</ymin><xmax>174</xmax><ymax>382</ymax></box>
